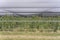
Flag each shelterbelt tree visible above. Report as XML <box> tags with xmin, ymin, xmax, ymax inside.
<box><xmin>0</xmin><ymin>15</ymin><xmax>59</xmax><ymax>32</ymax></box>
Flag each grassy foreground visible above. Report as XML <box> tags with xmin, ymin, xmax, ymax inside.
<box><xmin>0</xmin><ymin>31</ymin><xmax>60</xmax><ymax>36</ymax></box>
<box><xmin>0</xmin><ymin>32</ymin><xmax>60</xmax><ymax>40</ymax></box>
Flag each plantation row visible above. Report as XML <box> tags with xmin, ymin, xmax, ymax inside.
<box><xmin>0</xmin><ymin>15</ymin><xmax>60</xmax><ymax>20</ymax></box>
<box><xmin>0</xmin><ymin>15</ymin><xmax>60</xmax><ymax>32</ymax></box>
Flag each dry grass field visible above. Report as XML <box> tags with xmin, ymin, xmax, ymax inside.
<box><xmin>0</xmin><ymin>32</ymin><xmax>60</xmax><ymax>40</ymax></box>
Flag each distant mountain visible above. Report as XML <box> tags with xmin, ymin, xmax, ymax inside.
<box><xmin>0</xmin><ymin>11</ymin><xmax>60</xmax><ymax>17</ymax></box>
<box><xmin>13</xmin><ymin>11</ymin><xmax>60</xmax><ymax>17</ymax></box>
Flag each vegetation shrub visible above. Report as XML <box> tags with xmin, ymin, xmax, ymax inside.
<box><xmin>0</xmin><ymin>15</ymin><xmax>59</xmax><ymax>32</ymax></box>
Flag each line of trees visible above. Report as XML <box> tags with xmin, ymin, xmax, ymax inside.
<box><xmin>0</xmin><ymin>15</ymin><xmax>59</xmax><ymax>32</ymax></box>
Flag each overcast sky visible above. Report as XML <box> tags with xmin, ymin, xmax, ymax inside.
<box><xmin>0</xmin><ymin>0</ymin><xmax>60</xmax><ymax>2</ymax></box>
<box><xmin>0</xmin><ymin>0</ymin><xmax>60</xmax><ymax>15</ymax></box>
<box><xmin>0</xmin><ymin>0</ymin><xmax>60</xmax><ymax>7</ymax></box>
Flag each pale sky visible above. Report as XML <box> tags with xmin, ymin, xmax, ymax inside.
<box><xmin>0</xmin><ymin>0</ymin><xmax>60</xmax><ymax>2</ymax></box>
<box><xmin>0</xmin><ymin>0</ymin><xmax>60</xmax><ymax>15</ymax></box>
<box><xmin>0</xmin><ymin>0</ymin><xmax>60</xmax><ymax>7</ymax></box>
